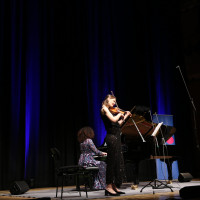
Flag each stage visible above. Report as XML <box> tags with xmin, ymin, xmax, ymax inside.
<box><xmin>1</xmin><ymin>180</ymin><xmax>200</xmax><ymax>200</ymax></box>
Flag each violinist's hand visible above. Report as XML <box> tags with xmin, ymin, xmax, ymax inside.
<box><xmin>119</xmin><ymin>113</ymin><xmax>124</xmax><ymax>119</ymax></box>
<box><xmin>102</xmin><ymin>105</ymin><xmax>109</xmax><ymax>113</ymax></box>
<box><xmin>102</xmin><ymin>152</ymin><xmax>107</xmax><ymax>156</ymax></box>
<box><xmin>125</xmin><ymin>111</ymin><xmax>132</xmax><ymax>117</ymax></box>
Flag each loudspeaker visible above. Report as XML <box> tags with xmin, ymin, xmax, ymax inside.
<box><xmin>178</xmin><ymin>173</ymin><xmax>193</xmax><ymax>182</ymax></box>
<box><xmin>10</xmin><ymin>181</ymin><xmax>29</xmax><ymax>195</ymax></box>
<box><xmin>180</xmin><ymin>185</ymin><xmax>200</xmax><ymax>199</ymax></box>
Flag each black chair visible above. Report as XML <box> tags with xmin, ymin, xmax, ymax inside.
<box><xmin>50</xmin><ymin>147</ymin><xmax>99</xmax><ymax>199</ymax></box>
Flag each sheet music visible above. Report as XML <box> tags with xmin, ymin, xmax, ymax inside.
<box><xmin>151</xmin><ymin>122</ymin><xmax>163</xmax><ymax>137</ymax></box>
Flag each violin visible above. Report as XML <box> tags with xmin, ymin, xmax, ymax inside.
<box><xmin>109</xmin><ymin>107</ymin><xmax>126</xmax><ymax>115</ymax></box>
<box><xmin>109</xmin><ymin>91</ymin><xmax>127</xmax><ymax>115</ymax></box>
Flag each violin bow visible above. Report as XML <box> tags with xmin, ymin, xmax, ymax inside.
<box><xmin>111</xmin><ymin>91</ymin><xmax>119</xmax><ymax>108</ymax></box>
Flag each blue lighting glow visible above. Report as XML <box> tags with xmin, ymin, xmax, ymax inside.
<box><xmin>24</xmin><ymin>52</ymin><xmax>40</xmax><ymax>177</ymax></box>
<box><xmin>24</xmin><ymin>1</ymin><xmax>40</xmax><ymax>178</ymax></box>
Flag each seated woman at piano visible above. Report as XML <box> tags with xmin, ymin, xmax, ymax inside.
<box><xmin>77</xmin><ymin>126</ymin><xmax>107</xmax><ymax>190</ymax></box>
<box><xmin>101</xmin><ymin>94</ymin><xmax>131</xmax><ymax>196</ymax></box>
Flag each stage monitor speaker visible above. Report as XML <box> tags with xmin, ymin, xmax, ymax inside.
<box><xmin>180</xmin><ymin>185</ymin><xmax>200</xmax><ymax>199</ymax></box>
<box><xmin>10</xmin><ymin>181</ymin><xmax>29</xmax><ymax>195</ymax></box>
<box><xmin>178</xmin><ymin>173</ymin><xmax>193</xmax><ymax>182</ymax></box>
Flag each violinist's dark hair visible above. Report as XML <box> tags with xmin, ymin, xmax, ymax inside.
<box><xmin>77</xmin><ymin>126</ymin><xmax>95</xmax><ymax>143</ymax></box>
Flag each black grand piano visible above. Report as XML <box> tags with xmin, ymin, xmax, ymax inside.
<box><xmin>98</xmin><ymin>106</ymin><xmax>178</xmax><ymax>186</ymax></box>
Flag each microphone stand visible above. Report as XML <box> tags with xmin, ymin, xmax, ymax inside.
<box><xmin>176</xmin><ymin>66</ymin><xmax>199</xmax><ymax>150</ymax></box>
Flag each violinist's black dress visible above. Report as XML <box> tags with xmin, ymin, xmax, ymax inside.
<box><xmin>101</xmin><ymin>112</ymin><xmax>125</xmax><ymax>186</ymax></box>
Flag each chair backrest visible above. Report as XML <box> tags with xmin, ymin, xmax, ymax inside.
<box><xmin>50</xmin><ymin>147</ymin><xmax>62</xmax><ymax>170</ymax></box>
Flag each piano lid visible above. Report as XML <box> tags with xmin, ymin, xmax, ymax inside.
<box><xmin>121</xmin><ymin>113</ymin><xmax>176</xmax><ymax>144</ymax></box>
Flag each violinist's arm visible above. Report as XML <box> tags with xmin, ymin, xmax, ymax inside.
<box><xmin>118</xmin><ymin>118</ymin><xmax>124</xmax><ymax>125</ymax></box>
<box><xmin>118</xmin><ymin>111</ymin><xmax>132</xmax><ymax>125</ymax></box>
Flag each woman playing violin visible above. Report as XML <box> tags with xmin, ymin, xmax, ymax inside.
<box><xmin>100</xmin><ymin>94</ymin><xmax>131</xmax><ymax>196</ymax></box>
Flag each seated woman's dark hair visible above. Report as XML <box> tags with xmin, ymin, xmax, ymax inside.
<box><xmin>77</xmin><ymin>126</ymin><xmax>95</xmax><ymax>143</ymax></box>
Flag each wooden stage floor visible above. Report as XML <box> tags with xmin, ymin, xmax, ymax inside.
<box><xmin>1</xmin><ymin>180</ymin><xmax>200</xmax><ymax>200</ymax></box>
<box><xmin>0</xmin><ymin>190</ymin><xmax>183</xmax><ymax>200</ymax></box>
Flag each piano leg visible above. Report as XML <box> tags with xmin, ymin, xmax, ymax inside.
<box><xmin>131</xmin><ymin>172</ymin><xmax>139</xmax><ymax>190</ymax></box>
<box><xmin>130</xmin><ymin>161</ymin><xmax>139</xmax><ymax>190</ymax></box>
<box><xmin>133</xmin><ymin>162</ymin><xmax>139</xmax><ymax>185</ymax></box>
<box><xmin>160</xmin><ymin>158</ymin><xmax>175</xmax><ymax>182</ymax></box>
<box><xmin>124</xmin><ymin>160</ymin><xmax>139</xmax><ymax>188</ymax></box>
<box><xmin>166</xmin><ymin>160</ymin><xmax>173</xmax><ymax>181</ymax></box>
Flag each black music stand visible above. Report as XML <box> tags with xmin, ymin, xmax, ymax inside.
<box><xmin>140</xmin><ymin>122</ymin><xmax>174</xmax><ymax>194</ymax></box>
<box><xmin>140</xmin><ymin>177</ymin><xmax>173</xmax><ymax>194</ymax></box>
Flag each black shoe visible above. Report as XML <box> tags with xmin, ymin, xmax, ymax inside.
<box><xmin>116</xmin><ymin>191</ymin><xmax>125</xmax><ymax>194</ymax></box>
<box><xmin>105</xmin><ymin>189</ymin><xmax>120</xmax><ymax>196</ymax></box>
<box><xmin>113</xmin><ymin>188</ymin><xmax>125</xmax><ymax>194</ymax></box>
